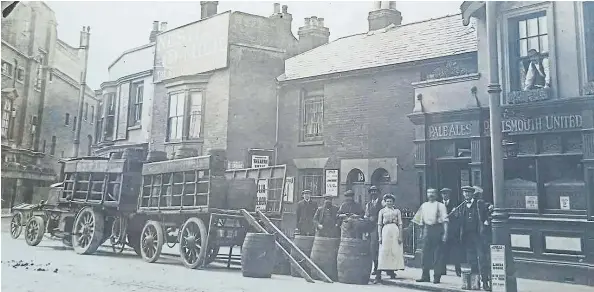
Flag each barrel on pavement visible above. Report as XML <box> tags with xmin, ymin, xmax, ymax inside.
<box><xmin>337</xmin><ymin>238</ymin><xmax>372</xmax><ymax>284</ymax></box>
<box><xmin>310</xmin><ymin>236</ymin><xmax>340</xmax><ymax>281</ymax></box>
<box><xmin>290</xmin><ymin>235</ymin><xmax>315</xmax><ymax>277</ymax></box>
<box><xmin>241</xmin><ymin>233</ymin><xmax>276</xmax><ymax>278</ymax></box>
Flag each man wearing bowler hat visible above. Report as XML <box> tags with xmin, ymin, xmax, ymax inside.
<box><xmin>365</xmin><ymin>186</ymin><xmax>384</xmax><ymax>276</ymax></box>
<box><xmin>295</xmin><ymin>190</ymin><xmax>318</xmax><ymax>236</ymax></box>
<box><xmin>440</xmin><ymin>188</ymin><xmax>462</xmax><ymax>277</ymax></box>
<box><xmin>313</xmin><ymin>194</ymin><xmax>340</xmax><ymax>238</ymax></box>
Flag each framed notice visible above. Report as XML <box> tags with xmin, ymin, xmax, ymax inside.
<box><xmin>256</xmin><ymin>179</ymin><xmax>268</xmax><ymax>211</ymax></box>
<box><xmin>490</xmin><ymin>244</ymin><xmax>507</xmax><ymax>292</ymax></box>
<box><xmin>283</xmin><ymin>177</ymin><xmax>294</xmax><ymax>203</ymax></box>
<box><xmin>325</xmin><ymin>170</ymin><xmax>339</xmax><ymax>197</ymax></box>
<box><xmin>559</xmin><ymin>196</ymin><xmax>570</xmax><ymax>210</ymax></box>
<box><xmin>251</xmin><ymin>155</ymin><xmax>269</xmax><ymax>168</ymax></box>
<box><xmin>525</xmin><ymin>195</ymin><xmax>538</xmax><ymax>210</ymax></box>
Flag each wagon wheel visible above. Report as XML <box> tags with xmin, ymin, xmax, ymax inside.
<box><xmin>206</xmin><ymin>245</ymin><xmax>220</xmax><ymax>265</ymax></box>
<box><xmin>110</xmin><ymin>216</ymin><xmax>126</xmax><ymax>254</ymax></box>
<box><xmin>72</xmin><ymin>207</ymin><xmax>105</xmax><ymax>255</ymax></box>
<box><xmin>10</xmin><ymin>212</ymin><xmax>23</xmax><ymax>239</ymax></box>
<box><xmin>179</xmin><ymin>217</ymin><xmax>208</xmax><ymax>269</ymax></box>
<box><xmin>24</xmin><ymin>216</ymin><xmax>46</xmax><ymax>246</ymax></box>
<box><xmin>140</xmin><ymin>220</ymin><xmax>164</xmax><ymax>263</ymax></box>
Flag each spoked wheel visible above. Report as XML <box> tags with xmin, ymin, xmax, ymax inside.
<box><xmin>72</xmin><ymin>207</ymin><xmax>105</xmax><ymax>255</ymax></box>
<box><xmin>10</xmin><ymin>212</ymin><xmax>23</xmax><ymax>239</ymax></box>
<box><xmin>206</xmin><ymin>245</ymin><xmax>220</xmax><ymax>265</ymax></box>
<box><xmin>110</xmin><ymin>216</ymin><xmax>126</xmax><ymax>254</ymax></box>
<box><xmin>25</xmin><ymin>216</ymin><xmax>46</xmax><ymax>246</ymax></box>
<box><xmin>179</xmin><ymin>217</ymin><xmax>208</xmax><ymax>269</ymax></box>
<box><xmin>140</xmin><ymin>221</ymin><xmax>164</xmax><ymax>263</ymax></box>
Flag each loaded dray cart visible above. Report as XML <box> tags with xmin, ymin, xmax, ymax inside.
<box><xmin>134</xmin><ymin>153</ymin><xmax>287</xmax><ymax>269</ymax></box>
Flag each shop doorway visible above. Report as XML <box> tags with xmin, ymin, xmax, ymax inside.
<box><xmin>346</xmin><ymin>168</ymin><xmax>366</xmax><ymax>204</ymax></box>
<box><xmin>436</xmin><ymin>159</ymin><xmax>471</xmax><ymax>205</ymax></box>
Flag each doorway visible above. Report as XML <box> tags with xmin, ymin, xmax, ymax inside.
<box><xmin>346</xmin><ymin>168</ymin><xmax>366</xmax><ymax>204</ymax></box>
<box><xmin>436</xmin><ymin>159</ymin><xmax>471</xmax><ymax>205</ymax></box>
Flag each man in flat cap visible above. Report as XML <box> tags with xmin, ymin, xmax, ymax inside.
<box><xmin>295</xmin><ymin>190</ymin><xmax>318</xmax><ymax>236</ymax></box>
<box><xmin>440</xmin><ymin>188</ymin><xmax>462</xmax><ymax>277</ymax></box>
<box><xmin>454</xmin><ymin>186</ymin><xmax>492</xmax><ymax>291</ymax></box>
<box><xmin>313</xmin><ymin>194</ymin><xmax>340</xmax><ymax>238</ymax></box>
<box><xmin>338</xmin><ymin>190</ymin><xmax>365</xmax><ymax>219</ymax></box>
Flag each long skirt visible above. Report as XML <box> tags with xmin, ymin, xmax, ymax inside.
<box><xmin>377</xmin><ymin>224</ymin><xmax>405</xmax><ymax>271</ymax></box>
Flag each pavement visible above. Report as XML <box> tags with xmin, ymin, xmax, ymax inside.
<box><xmin>1</xmin><ymin>216</ymin><xmax>592</xmax><ymax>292</ymax></box>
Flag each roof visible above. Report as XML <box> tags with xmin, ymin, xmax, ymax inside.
<box><xmin>280</xmin><ymin>14</ymin><xmax>477</xmax><ymax>82</ymax></box>
<box><xmin>108</xmin><ymin>43</ymin><xmax>155</xmax><ymax>70</ymax></box>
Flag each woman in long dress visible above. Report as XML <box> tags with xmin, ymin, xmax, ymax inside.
<box><xmin>374</xmin><ymin>193</ymin><xmax>405</xmax><ymax>283</ymax></box>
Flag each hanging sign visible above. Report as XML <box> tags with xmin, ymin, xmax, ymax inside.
<box><xmin>256</xmin><ymin>179</ymin><xmax>268</xmax><ymax>211</ymax></box>
<box><xmin>559</xmin><ymin>196</ymin><xmax>570</xmax><ymax>210</ymax></box>
<box><xmin>325</xmin><ymin>169</ymin><xmax>339</xmax><ymax>197</ymax></box>
<box><xmin>490</xmin><ymin>245</ymin><xmax>507</xmax><ymax>292</ymax></box>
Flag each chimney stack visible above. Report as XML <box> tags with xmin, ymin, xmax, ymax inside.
<box><xmin>297</xmin><ymin>15</ymin><xmax>330</xmax><ymax>53</ymax></box>
<box><xmin>160</xmin><ymin>22</ymin><xmax>168</xmax><ymax>32</ymax></box>
<box><xmin>200</xmin><ymin>1</ymin><xmax>218</xmax><ymax>19</ymax></box>
<box><xmin>269</xmin><ymin>3</ymin><xmax>293</xmax><ymax>34</ymax></box>
<box><xmin>273</xmin><ymin>3</ymin><xmax>280</xmax><ymax>14</ymax></box>
<box><xmin>368</xmin><ymin>1</ymin><xmax>402</xmax><ymax>31</ymax></box>
<box><xmin>149</xmin><ymin>21</ymin><xmax>159</xmax><ymax>42</ymax></box>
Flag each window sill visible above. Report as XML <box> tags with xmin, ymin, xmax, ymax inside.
<box><xmin>507</xmin><ymin>87</ymin><xmax>552</xmax><ymax>104</ymax></box>
<box><xmin>127</xmin><ymin>124</ymin><xmax>141</xmax><ymax>130</ymax></box>
<box><xmin>297</xmin><ymin>140</ymin><xmax>324</xmax><ymax>147</ymax></box>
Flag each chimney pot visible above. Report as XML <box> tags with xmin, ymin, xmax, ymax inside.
<box><xmin>389</xmin><ymin>1</ymin><xmax>396</xmax><ymax>10</ymax></box>
<box><xmin>160</xmin><ymin>22</ymin><xmax>168</xmax><ymax>32</ymax></box>
<box><xmin>318</xmin><ymin>18</ymin><xmax>325</xmax><ymax>27</ymax></box>
<box><xmin>200</xmin><ymin>1</ymin><xmax>218</xmax><ymax>19</ymax></box>
<box><xmin>380</xmin><ymin>1</ymin><xmax>390</xmax><ymax>9</ymax></box>
<box><xmin>152</xmin><ymin>21</ymin><xmax>159</xmax><ymax>31</ymax></box>
<box><xmin>304</xmin><ymin>17</ymin><xmax>311</xmax><ymax>26</ymax></box>
<box><xmin>273</xmin><ymin>3</ymin><xmax>280</xmax><ymax>14</ymax></box>
<box><xmin>282</xmin><ymin>5</ymin><xmax>288</xmax><ymax>13</ymax></box>
<box><xmin>311</xmin><ymin>16</ymin><xmax>318</xmax><ymax>27</ymax></box>
<box><xmin>373</xmin><ymin>1</ymin><xmax>382</xmax><ymax>10</ymax></box>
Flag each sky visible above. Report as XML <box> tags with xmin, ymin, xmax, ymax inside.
<box><xmin>46</xmin><ymin>1</ymin><xmax>463</xmax><ymax>89</ymax></box>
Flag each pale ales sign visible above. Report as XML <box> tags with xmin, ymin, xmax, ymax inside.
<box><xmin>490</xmin><ymin>245</ymin><xmax>507</xmax><ymax>292</ymax></box>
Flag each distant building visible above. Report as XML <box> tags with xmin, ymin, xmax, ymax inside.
<box><xmin>276</xmin><ymin>1</ymin><xmax>477</xmax><ymax>236</ymax></box>
<box><xmin>1</xmin><ymin>2</ymin><xmax>97</xmax><ymax>209</ymax></box>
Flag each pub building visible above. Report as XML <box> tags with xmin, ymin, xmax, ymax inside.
<box><xmin>409</xmin><ymin>1</ymin><xmax>594</xmax><ymax>286</ymax></box>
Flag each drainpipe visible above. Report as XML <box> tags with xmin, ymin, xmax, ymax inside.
<box><xmin>274</xmin><ymin>82</ymin><xmax>280</xmax><ymax>165</ymax></box>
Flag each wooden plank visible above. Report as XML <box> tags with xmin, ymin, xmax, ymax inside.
<box><xmin>240</xmin><ymin>209</ymin><xmax>315</xmax><ymax>283</ymax></box>
<box><xmin>256</xmin><ymin>210</ymin><xmax>333</xmax><ymax>283</ymax></box>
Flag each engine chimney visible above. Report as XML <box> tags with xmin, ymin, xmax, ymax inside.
<box><xmin>368</xmin><ymin>1</ymin><xmax>402</xmax><ymax>31</ymax></box>
<box><xmin>200</xmin><ymin>1</ymin><xmax>218</xmax><ymax>19</ymax></box>
<box><xmin>149</xmin><ymin>21</ymin><xmax>159</xmax><ymax>42</ymax></box>
<box><xmin>269</xmin><ymin>3</ymin><xmax>292</xmax><ymax>34</ymax></box>
<box><xmin>297</xmin><ymin>16</ymin><xmax>330</xmax><ymax>54</ymax></box>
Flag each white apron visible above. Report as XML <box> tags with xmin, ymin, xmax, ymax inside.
<box><xmin>377</xmin><ymin>208</ymin><xmax>405</xmax><ymax>271</ymax></box>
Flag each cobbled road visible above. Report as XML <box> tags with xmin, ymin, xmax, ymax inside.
<box><xmin>1</xmin><ymin>231</ymin><xmax>415</xmax><ymax>292</ymax></box>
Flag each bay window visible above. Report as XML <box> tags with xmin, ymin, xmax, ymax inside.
<box><xmin>104</xmin><ymin>93</ymin><xmax>116</xmax><ymax>141</ymax></box>
<box><xmin>166</xmin><ymin>90</ymin><xmax>204</xmax><ymax>141</ymax></box>
<box><xmin>167</xmin><ymin>92</ymin><xmax>185</xmax><ymax>141</ymax></box>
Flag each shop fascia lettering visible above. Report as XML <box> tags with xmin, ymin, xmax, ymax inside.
<box><xmin>484</xmin><ymin>114</ymin><xmax>583</xmax><ymax>134</ymax></box>
<box><xmin>429</xmin><ymin>123</ymin><xmax>472</xmax><ymax>139</ymax></box>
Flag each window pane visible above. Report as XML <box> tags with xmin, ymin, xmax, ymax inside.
<box><xmin>504</xmin><ymin>158</ymin><xmax>537</xmax><ymax>209</ymax></box>
<box><xmin>538</xmin><ymin>15</ymin><xmax>547</xmax><ymax>35</ymax></box>
<box><xmin>175</xmin><ymin>117</ymin><xmax>183</xmax><ymax>139</ymax></box>
<box><xmin>528</xmin><ymin>37</ymin><xmax>539</xmax><ymax>52</ymax></box>
<box><xmin>169</xmin><ymin>94</ymin><xmax>178</xmax><ymax>117</ymax></box>
<box><xmin>189</xmin><ymin>92</ymin><xmax>202</xmax><ymax>112</ymax></box>
<box><xmin>519</xmin><ymin>20</ymin><xmax>527</xmax><ymax>38</ymax></box>
<box><xmin>527</xmin><ymin>17</ymin><xmax>538</xmax><ymax>37</ymax></box>
<box><xmin>176</xmin><ymin>94</ymin><xmax>185</xmax><ymax>116</ymax></box>
<box><xmin>188</xmin><ymin>92</ymin><xmax>202</xmax><ymax>138</ymax></box>
<box><xmin>539</xmin><ymin>35</ymin><xmax>549</xmax><ymax>53</ymax></box>
<box><xmin>519</xmin><ymin>39</ymin><xmax>528</xmax><ymax>57</ymax></box>
<box><xmin>541</xmin><ymin>156</ymin><xmax>585</xmax><ymax>211</ymax></box>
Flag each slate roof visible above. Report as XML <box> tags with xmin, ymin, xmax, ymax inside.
<box><xmin>280</xmin><ymin>14</ymin><xmax>477</xmax><ymax>81</ymax></box>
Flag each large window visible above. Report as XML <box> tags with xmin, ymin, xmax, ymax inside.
<box><xmin>84</xmin><ymin>102</ymin><xmax>89</xmax><ymax>121</ymax></box>
<box><xmin>1</xmin><ymin>60</ymin><xmax>13</xmax><ymax>77</ymax></box>
<box><xmin>16</xmin><ymin>67</ymin><xmax>24</xmax><ymax>83</ymax></box>
<box><xmin>1</xmin><ymin>99</ymin><xmax>12</xmax><ymax>138</ymax></box>
<box><xmin>166</xmin><ymin>90</ymin><xmax>204</xmax><ymax>141</ymax></box>
<box><xmin>300</xmin><ymin>89</ymin><xmax>324</xmax><ymax>142</ymax></box>
<box><xmin>90</xmin><ymin>105</ymin><xmax>95</xmax><ymax>123</ymax></box>
<box><xmin>167</xmin><ymin>92</ymin><xmax>185</xmax><ymax>141</ymax></box>
<box><xmin>509</xmin><ymin>12</ymin><xmax>550</xmax><ymax>92</ymax></box>
<box><xmin>299</xmin><ymin>169</ymin><xmax>324</xmax><ymax>199</ymax></box>
<box><xmin>105</xmin><ymin>93</ymin><xmax>116</xmax><ymax>140</ymax></box>
<box><xmin>584</xmin><ymin>2</ymin><xmax>594</xmax><ymax>82</ymax></box>
<box><xmin>129</xmin><ymin>81</ymin><xmax>144</xmax><ymax>126</ymax></box>
<box><xmin>64</xmin><ymin>113</ymin><xmax>70</xmax><ymax>125</ymax></box>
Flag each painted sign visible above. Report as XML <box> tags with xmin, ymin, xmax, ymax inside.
<box><xmin>283</xmin><ymin>177</ymin><xmax>294</xmax><ymax>202</ymax></box>
<box><xmin>227</xmin><ymin>161</ymin><xmax>244</xmax><ymax>169</ymax></box>
<box><xmin>251</xmin><ymin>155</ymin><xmax>269</xmax><ymax>169</ymax></box>
<box><xmin>484</xmin><ymin>114</ymin><xmax>583</xmax><ymax>135</ymax></box>
<box><xmin>256</xmin><ymin>179</ymin><xmax>268</xmax><ymax>212</ymax></box>
<box><xmin>525</xmin><ymin>195</ymin><xmax>538</xmax><ymax>210</ymax></box>
<box><xmin>560</xmin><ymin>196</ymin><xmax>570</xmax><ymax>210</ymax></box>
<box><xmin>428</xmin><ymin>122</ymin><xmax>472</xmax><ymax>140</ymax></box>
<box><xmin>490</xmin><ymin>245</ymin><xmax>507</xmax><ymax>292</ymax></box>
<box><xmin>154</xmin><ymin>12</ymin><xmax>230</xmax><ymax>82</ymax></box>
<box><xmin>325</xmin><ymin>170</ymin><xmax>339</xmax><ymax>197</ymax></box>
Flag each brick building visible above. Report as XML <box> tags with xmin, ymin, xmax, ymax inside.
<box><xmin>1</xmin><ymin>2</ymin><xmax>97</xmax><ymax>209</ymax></box>
<box><xmin>276</xmin><ymin>1</ymin><xmax>478</xmax><ymax>235</ymax></box>
<box><xmin>93</xmin><ymin>22</ymin><xmax>163</xmax><ymax>158</ymax></box>
<box><xmin>149</xmin><ymin>2</ymin><xmax>298</xmax><ymax>166</ymax></box>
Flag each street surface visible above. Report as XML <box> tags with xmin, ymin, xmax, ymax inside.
<box><xmin>0</xmin><ymin>231</ymin><xmax>415</xmax><ymax>292</ymax></box>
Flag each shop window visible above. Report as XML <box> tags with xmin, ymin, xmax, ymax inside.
<box><xmin>129</xmin><ymin>81</ymin><xmax>144</xmax><ymax>126</ymax></box>
<box><xmin>300</xmin><ymin>89</ymin><xmax>323</xmax><ymax>142</ymax></box>
<box><xmin>541</xmin><ymin>156</ymin><xmax>585</xmax><ymax>211</ymax></box>
<box><xmin>299</xmin><ymin>169</ymin><xmax>324</xmax><ymax>199</ymax></box>
<box><xmin>1</xmin><ymin>60</ymin><xmax>13</xmax><ymax>77</ymax></box>
<box><xmin>508</xmin><ymin>12</ymin><xmax>550</xmax><ymax>93</ymax></box>
<box><xmin>503</xmin><ymin>157</ymin><xmax>537</xmax><ymax>210</ymax></box>
<box><xmin>584</xmin><ymin>2</ymin><xmax>594</xmax><ymax>83</ymax></box>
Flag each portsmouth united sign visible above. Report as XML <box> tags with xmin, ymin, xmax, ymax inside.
<box><xmin>484</xmin><ymin>114</ymin><xmax>583</xmax><ymax>134</ymax></box>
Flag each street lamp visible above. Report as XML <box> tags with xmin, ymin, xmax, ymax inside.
<box><xmin>72</xmin><ymin>26</ymin><xmax>90</xmax><ymax>158</ymax></box>
<box><xmin>486</xmin><ymin>2</ymin><xmax>518</xmax><ymax>292</ymax></box>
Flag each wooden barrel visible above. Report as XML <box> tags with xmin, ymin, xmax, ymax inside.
<box><xmin>174</xmin><ymin>147</ymin><xmax>198</xmax><ymax>159</ymax></box>
<box><xmin>145</xmin><ymin>151</ymin><xmax>167</xmax><ymax>162</ymax></box>
<box><xmin>310</xmin><ymin>236</ymin><xmax>340</xmax><ymax>281</ymax></box>
<box><xmin>241</xmin><ymin>233</ymin><xmax>276</xmax><ymax>278</ymax></box>
<box><xmin>340</xmin><ymin>217</ymin><xmax>370</xmax><ymax>239</ymax></box>
<box><xmin>337</xmin><ymin>238</ymin><xmax>372</xmax><ymax>285</ymax></box>
<box><xmin>290</xmin><ymin>235</ymin><xmax>315</xmax><ymax>277</ymax></box>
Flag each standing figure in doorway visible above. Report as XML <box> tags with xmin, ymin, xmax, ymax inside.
<box><xmin>412</xmin><ymin>188</ymin><xmax>448</xmax><ymax>284</ymax></box>
<box><xmin>295</xmin><ymin>190</ymin><xmax>318</xmax><ymax>236</ymax></box>
<box><xmin>313</xmin><ymin>194</ymin><xmax>340</xmax><ymax>238</ymax></box>
<box><xmin>440</xmin><ymin>188</ymin><xmax>462</xmax><ymax>277</ymax></box>
<box><xmin>456</xmin><ymin>186</ymin><xmax>492</xmax><ymax>291</ymax></box>
<box><xmin>374</xmin><ymin>193</ymin><xmax>405</xmax><ymax>284</ymax></box>
<box><xmin>364</xmin><ymin>186</ymin><xmax>384</xmax><ymax>276</ymax></box>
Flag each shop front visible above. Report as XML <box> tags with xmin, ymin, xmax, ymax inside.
<box><xmin>410</xmin><ymin>97</ymin><xmax>594</xmax><ymax>285</ymax></box>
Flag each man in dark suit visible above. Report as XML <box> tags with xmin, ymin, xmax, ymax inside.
<box><xmin>364</xmin><ymin>186</ymin><xmax>389</xmax><ymax>277</ymax></box>
<box><xmin>313</xmin><ymin>194</ymin><xmax>340</xmax><ymax>238</ymax></box>
<box><xmin>440</xmin><ymin>188</ymin><xmax>462</xmax><ymax>277</ymax></box>
<box><xmin>295</xmin><ymin>190</ymin><xmax>318</xmax><ymax>236</ymax></box>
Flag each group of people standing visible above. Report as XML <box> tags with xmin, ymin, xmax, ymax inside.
<box><xmin>413</xmin><ymin>186</ymin><xmax>493</xmax><ymax>291</ymax></box>
<box><xmin>295</xmin><ymin>186</ymin><xmax>406</xmax><ymax>284</ymax></box>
